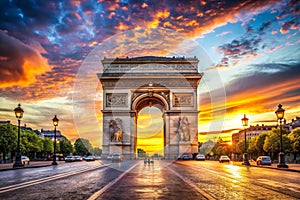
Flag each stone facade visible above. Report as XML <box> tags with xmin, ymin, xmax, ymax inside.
<box><xmin>98</xmin><ymin>56</ymin><xmax>203</xmax><ymax>160</ymax></box>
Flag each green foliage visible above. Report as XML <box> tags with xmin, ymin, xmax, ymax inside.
<box><xmin>216</xmin><ymin>146</ymin><xmax>228</xmax><ymax>155</ymax></box>
<box><xmin>59</xmin><ymin>140</ymin><xmax>73</xmax><ymax>156</ymax></box>
<box><xmin>21</xmin><ymin>130</ymin><xmax>43</xmax><ymax>157</ymax></box>
<box><xmin>263</xmin><ymin>128</ymin><xmax>292</xmax><ymax>154</ymax></box>
<box><xmin>289</xmin><ymin>128</ymin><xmax>300</xmax><ymax>155</ymax></box>
<box><xmin>263</xmin><ymin>131</ymin><xmax>280</xmax><ymax>153</ymax></box>
<box><xmin>42</xmin><ymin>138</ymin><xmax>53</xmax><ymax>155</ymax></box>
<box><xmin>255</xmin><ymin>133</ymin><xmax>269</xmax><ymax>155</ymax></box>
<box><xmin>93</xmin><ymin>147</ymin><xmax>102</xmax><ymax>156</ymax></box>
<box><xmin>211</xmin><ymin>138</ymin><xmax>231</xmax><ymax>156</ymax></box>
<box><xmin>0</xmin><ymin>124</ymin><xmax>17</xmax><ymax>160</ymax></box>
<box><xmin>248</xmin><ymin>137</ymin><xmax>257</xmax><ymax>154</ymax></box>
<box><xmin>74</xmin><ymin>138</ymin><xmax>93</xmax><ymax>155</ymax></box>
<box><xmin>137</xmin><ymin>148</ymin><xmax>147</xmax><ymax>157</ymax></box>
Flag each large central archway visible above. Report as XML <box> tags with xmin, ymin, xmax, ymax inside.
<box><xmin>133</xmin><ymin>92</ymin><xmax>168</xmax><ymax>157</ymax></box>
<box><xmin>136</xmin><ymin>106</ymin><xmax>164</xmax><ymax>157</ymax></box>
<box><xmin>98</xmin><ymin>56</ymin><xmax>203</xmax><ymax>160</ymax></box>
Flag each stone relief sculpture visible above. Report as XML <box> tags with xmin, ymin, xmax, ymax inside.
<box><xmin>177</xmin><ymin>116</ymin><xmax>190</xmax><ymax>141</ymax></box>
<box><xmin>106</xmin><ymin>93</ymin><xmax>127</xmax><ymax>107</ymax></box>
<box><xmin>109</xmin><ymin>118</ymin><xmax>123</xmax><ymax>142</ymax></box>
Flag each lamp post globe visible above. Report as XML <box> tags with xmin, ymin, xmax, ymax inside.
<box><xmin>275</xmin><ymin>104</ymin><xmax>288</xmax><ymax>168</ymax></box>
<box><xmin>13</xmin><ymin>104</ymin><xmax>24</xmax><ymax>168</ymax></box>
<box><xmin>52</xmin><ymin>115</ymin><xmax>59</xmax><ymax>165</ymax></box>
<box><xmin>241</xmin><ymin>114</ymin><xmax>250</xmax><ymax>166</ymax></box>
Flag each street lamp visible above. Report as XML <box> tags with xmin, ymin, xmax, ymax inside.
<box><xmin>52</xmin><ymin>115</ymin><xmax>59</xmax><ymax>165</ymax></box>
<box><xmin>13</xmin><ymin>103</ymin><xmax>24</xmax><ymax>168</ymax></box>
<box><xmin>241</xmin><ymin>114</ymin><xmax>250</xmax><ymax>166</ymax></box>
<box><xmin>275</xmin><ymin>104</ymin><xmax>288</xmax><ymax>168</ymax></box>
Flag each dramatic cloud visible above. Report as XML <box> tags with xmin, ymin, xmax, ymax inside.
<box><xmin>200</xmin><ymin>63</ymin><xmax>300</xmax><ymax>130</ymax></box>
<box><xmin>0</xmin><ymin>31</ymin><xmax>51</xmax><ymax>88</ymax></box>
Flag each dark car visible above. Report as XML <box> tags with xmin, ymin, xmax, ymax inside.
<box><xmin>111</xmin><ymin>153</ymin><xmax>123</xmax><ymax>162</ymax></box>
<box><xmin>256</xmin><ymin>156</ymin><xmax>272</xmax><ymax>166</ymax></box>
<box><xmin>181</xmin><ymin>155</ymin><xmax>191</xmax><ymax>160</ymax></box>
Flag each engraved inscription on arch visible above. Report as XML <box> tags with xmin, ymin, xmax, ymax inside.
<box><xmin>106</xmin><ymin>93</ymin><xmax>128</xmax><ymax>107</ymax></box>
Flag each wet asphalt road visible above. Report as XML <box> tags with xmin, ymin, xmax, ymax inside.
<box><xmin>0</xmin><ymin>160</ymin><xmax>299</xmax><ymax>200</ymax></box>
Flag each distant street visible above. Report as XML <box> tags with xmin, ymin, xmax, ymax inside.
<box><xmin>0</xmin><ymin>160</ymin><xmax>299</xmax><ymax>200</ymax></box>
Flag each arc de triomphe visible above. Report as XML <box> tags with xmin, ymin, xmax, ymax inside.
<box><xmin>98</xmin><ymin>56</ymin><xmax>203</xmax><ymax>160</ymax></box>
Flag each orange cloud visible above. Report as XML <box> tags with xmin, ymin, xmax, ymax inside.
<box><xmin>0</xmin><ymin>31</ymin><xmax>51</xmax><ymax>88</ymax></box>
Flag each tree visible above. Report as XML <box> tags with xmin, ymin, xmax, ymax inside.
<box><xmin>247</xmin><ymin>137</ymin><xmax>258</xmax><ymax>158</ymax></box>
<box><xmin>288</xmin><ymin>128</ymin><xmax>300</xmax><ymax>160</ymax></box>
<box><xmin>216</xmin><ymin>146</ymin><xmax>228</xmax><ymax>156</ymax></box>
<box><xmin>74</xmin><ymin>138</ymin><xmax>93</xmax><ymax>155</ymax></box>
<box><xmin>59</xmin><ymin>140</ymin><xmax>73</xmax><ymax>156</ymax></box>
<box><xmin>21</xmin><ymin>130</ymin><xmax>43</xmax><ymax>159</ymax></box>
<box><xmin>0</xmin><ymin>124</ymin><xmax>17</xmax><ymax>162</ymax></box>
<box><xmin>255</xmin><ymin>133</ymin><xmax>269</xmax><ymax>155</ymax></box>
<box><xmin>42</xmin><ymin>138</ymin><xmax>53</xmax><ymax>159</ymax></box>
<box><xmin>263</xmin><ymin>128</ymin><xmax>292</xmax><ymax>160</ymax></box>
<box><xmin>93</xmin><ymin>147</ymin><xmax>102</xmax><ymax>156</ymax></box>
<box><xmin>137</xmin><ymin>148</ymin><xmax>147</xmax><ymax>158</ymax></box>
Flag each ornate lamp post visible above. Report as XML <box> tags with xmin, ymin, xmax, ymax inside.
<box><xmin>52</xmin><ymin>115</ymin><xmax>59</xmax><ymax>165</ymax></box>
<box><xmin>13</xmin><ymin>104</ymin><xmax>24</xmax><ymax>168</ymax></box>
<box><xmin>241</xmin><ymin>114</ymin><xmax>250</xmax><ymax>166</ymax></box>
<box><xmin>275</xmin><ymin>104</ymin><xmax>288</xmax><ymax>168</ymax></box>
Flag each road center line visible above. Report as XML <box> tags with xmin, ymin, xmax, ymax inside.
<box><xmin>87</xmin><ymin>161</ymin><xmax>141</xmax><ymax>200</ymax></box>
<box><xmin>167</xmin><ymin>166</ymin><xmax>217</xmax><ymax>200</ymax></box>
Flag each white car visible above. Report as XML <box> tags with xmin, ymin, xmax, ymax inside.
<box><xmin>195</xmin><ymin>154</ymin><xmax>205</xmax><ymax>161</ymax></box>
<box><xmin>21</xmin><ymin>156</ymin><xmax>30</xmax><ymax>165</ymax></box>
<box><xmin>219</xmin><ymin>155</ymin><xmax>230</xmax><ymax>163</ymax></box>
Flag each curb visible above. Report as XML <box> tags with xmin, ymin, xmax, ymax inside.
<box><xmin>0</xmin><ymin>164</ymin><xmax>53</xmax><ymax>172</ymax></box>
<box><xmin>233</xmin><ymin>162</ymin><xmax>300</xmax><ymax>173</ymax></box>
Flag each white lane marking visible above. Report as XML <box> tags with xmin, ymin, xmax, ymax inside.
<box><xmin>0</xmin><ymin>164</ymin><xmax>109</xmax><ymax>193</ymax></box>
<box><xmin>167</xmin><ymin>166</ymin><xmax>217</xmax><ymax>200</ymax></box>
<box><xmin>88</xmin><ymin>161</ymin><xmax>141</xmax><ymax>200</ymax></box>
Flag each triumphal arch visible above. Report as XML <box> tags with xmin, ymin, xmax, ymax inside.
<box><xmin>98</xmin><ymin>56</ymin><xmax>203</xmax><ymax>160</ymax></box>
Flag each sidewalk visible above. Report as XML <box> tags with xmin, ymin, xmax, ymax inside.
<box><xmin>233</xmin><ymin>161</ymin><xmax>300</xmax><ymax>173</ymax></box>
<box><xmin>0</xmin><ymin>161</ymin><xmax>63</xmax><ymax>171</ymax></box>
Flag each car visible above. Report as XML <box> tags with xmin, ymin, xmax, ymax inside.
<box><xmin>94</xmin><ymin>156</ymin><xmax>101</xmax><ymax>160</ymax></box>
<box><xmin>21</xmin><ymin>156</ymin><xmax>30</xmax><ymax>165</ymax></box>
<box><xmin>256</xmin><ymin>156</ymin><xmax>272</xmax><ymax>166</ymax></box>
<box><xmin>65</xmin><ymin>155</ymin><xmax>76</xmax><ymax>162</ymax></box>
<box><xmin>74</xmin><ymin>155</ymin><xmax>83</xmax><ymax>161</ymax></box>
<box><xmin>195</xmin><ymin>154</ymin><xmax>205</xmax><ymax>161</ymax></box>
<box><xmin>107</xmin><ymin>154</ymin><xmax>113</xmax><ymax>160</ymax></box>
<box><xmin>85</xmin><ymin>156</ymin><xmax>95</xmax><ymax>161</ymax></box>
<box><xmin>181</xmin><ymin>155</ymin><xmax>191</xmax><ymax>160</ymax></box>
<box><xmin>111</xmin><ymin>153</ymin><xmax>123</xmax><ymax>162</ymax></box>
<box><xmin>144</xmin><ymin>157</ymin><xmax>154</xmax><ymax>164</ymax></box>
<box><xmin>219</xmin><ymin>155</ymin><xmax>230</xmax><ymax>163</ymax></box>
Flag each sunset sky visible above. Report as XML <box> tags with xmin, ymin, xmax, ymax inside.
<box><xmin>0</xmin><ymin>0</ymin><xmax>299</xmax><ymax>152</ymax></box>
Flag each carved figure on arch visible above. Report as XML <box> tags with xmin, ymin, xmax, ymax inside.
<box><xmin>109</xmin><ymin>118</ymin><xmax>123</xmax><ymax>142</ymax></box>
<box><xmin>177</xmin><ymin>116</ymin><xmax>190</xmax><ymax>141</ymax></box>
